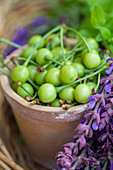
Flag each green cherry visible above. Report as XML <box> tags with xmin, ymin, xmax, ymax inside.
<box><xmin>29</xmin><ymin>35</ymin><xmax>45</xmax><ymax>48</ymax></box>
<box><xmin>74</xmin><ymin>84</ymin><xmax>92</xmax><ymax>103</ymax></box>
<box><xmin>12</xmin><ymin>65</ymin><xmax>29</xmax><ymax>83</ymax></box>
<box><xmin>38</xmin><ymin>83</ymin><xmax>57</xmax><ymax>103</ymax></box>
<box><xmin>83</xmin><ymin>52</ymin><xmax>100</xmax><ymax>69</ymax></box>
<box><xmin>60</xmin><ymin>65</ymin><xmax>78</xmax><ymax>84</ymax></box>
<box><xmin>59</xmin><ymin>86</ymin><xmax>74</xmax><ymax>101</ymax></box>
<box><xmin>27</xmin><ymin>65</ymin><xmax>37</xmax><ymax>82</ymax></box>
<box><xmin>36</xmin><ymin>48</ymin><xmax>53</xmax><ymax>65</ymax></box>
<box><xmin>17</xmin><ymin>83</ymin><xmax>34</xmax><ymax>98</ymax></box>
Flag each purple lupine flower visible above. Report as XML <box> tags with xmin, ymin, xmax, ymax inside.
<box><xmin>4</xmin><ymin>27</ymin><xmax>28</xmax><ymax>57</ymax></box>
<box><xmin>105</xmin><ymin>58</ymin><xmax>113</xmax><ymax>74</ymax></box>
<box><xmin>31</xmin><ymin>16</ymin><xmax>48</xmax><ymax>27</ymax></box>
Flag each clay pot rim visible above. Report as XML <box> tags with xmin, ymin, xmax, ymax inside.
<box><xmin>0</xmin><ymin>47</ymin><xmax>89</xmax><ymax>113</ymax></box>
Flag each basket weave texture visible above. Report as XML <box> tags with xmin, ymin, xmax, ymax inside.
<box><xmin>0</xmin><ymin>0</ymin><xmax>49</xmax><ymax>54</ymax></box>
<box><xmin>0</xmin><ymin>0</ymin><xmax>50</xmax><ymax>169</ymax></box>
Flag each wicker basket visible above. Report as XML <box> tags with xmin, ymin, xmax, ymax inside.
<box><xmin>0</xmin><ymin>0</ymin><xmax>51</xmax><ymax>169</ymax></box>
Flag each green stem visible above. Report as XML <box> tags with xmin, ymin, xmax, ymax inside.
<box><xmin>19</xmin><ymin>84</ymin><xmax>33</xmax><ymax>97</ymax></box>
<box><xmin>0</xmin><ymin>57</ymin><xmax>12</xmax><ymax>72</ymax></box>
<box><xmin>95</xmin><ymin>73</ymin><xmax>100</xmax><ymax>91</ymax></box>
<box><xmin>63</xmin><ymin>25</ymin><xmax>91</xmax><ymax>52</ymax></box>
<box><xmin>14</xmin><ymin>60</ymin><xmax>19</xmax><ymax>66</ymax></box>
<box><xmin>0</xmin><ymin>67</ymin><xmax>12</xmax><ymax>79</ymax></box>
<box><xmin>44</xmin><ymin>56</ymin><xmax>64</xmax><ymax>66</ymax></box>
<box><xmin>69</xmin><ymin>102</ymin><xmax>78</xmax><ymax>108</ymax></box>
<box><xmin>28</xmin><ymin>78</ymin><xmax>39</xmax><ymax>90</ymax></box>
<box><xmin>49</xmin><ymin>46</ymin><xmax>84</xmax><ymax>69</ymax></box>
<box><xmin>23</xmin><ymin>25</ymin><xmax>61</xmax><ymax>67</ymax></box>
<box><xmin>60</xmin><ymin>26</ymin><xmax>66</xmax><ymax>65</ymax></box>
<box><xmin>17</xmin><ymin>57</ymin><xmax>39</xmax><ymax>67</ymax></box>
<box><xmin>83</xmin><ymin>76</ymin><xmax>87</xmax><ymax>84</ymax></box>
<box><xmin>31</xmin><ymin>91</ymin><xmax>38</xmax><ymax>100</ymax></box>
<box><xmin>56</xmin><ymin>65</ymin><xmax>107</xmax><ymax>93</ymax></box>
<box><xmin>103</xmin><ymin>159</ymin><xmax>108</xmax><ymax>170</ymax></box>
<box><xmin>1</xmin><ymin>60</ymin><xmax>11</xmax><ymax>67</ymax></box>
<box><xmin>0</xmin><ymin>38</ymin><xmax>24</xmax><ymax>49</ymax></box>
<box><xmin>72</xmin><ymin>148</ymin><xmax>87</xmax><ymax>170</ymax></box>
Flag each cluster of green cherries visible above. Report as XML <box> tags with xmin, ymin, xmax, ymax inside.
<box><xmin>0</xmin><ymin>25</ymin><xmax>108</xmax><ymax>108</ymax></box>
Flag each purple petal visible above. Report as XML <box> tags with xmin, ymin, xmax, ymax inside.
<box><xmin>108</xmin><ymin>108</ymin><xmax>113</xmax><ymax>116</ymax></box>
<box><xmin>92</xmin><ymin>121</ymin><xmax>98</xmax><ymax>131</ymax></box>
<box><xmin>64</xmin><ymin>147</ymin><xmax>72</xmax><ymax>155</ymax></box>
<box><xmin>98</xmin><ymin>107</ymin><xmax>103</xmax><ymax>114</ymax></box>
<box><xmin>101</xmin><ymin>112</ymin><xmax>108</xmax><ymax>117</ymax></box>
<box><xmin>98</xmin><ymin>86</ymin><xmax>104</xmax><ymax>94</ymax></box>
<box><xmin>105</xmin><ymin>66</ymin><xmax>113</xmax><ymax>74</ymax></box>
<box><xmin>76</xmin><ymin>124</ymin><xmax>89</xmax><ymax>131</ymax></box>
<box><xmin>63</xmin><ymin>142</ymin><xmax>75</xmax><ymax>147</ymax></box>
<box><xmin>105</xmin><ymin>83</ymin><xmax>111</xmax><ymax>92</ymax></box>
<box><xmin>81</xmin><ymin>120</ymin><xmax>87</xmax><ymax>124</ymax></box>
<box><xmin>106</xmin><ymin>58</ymin><xmax>113</xmax><ymax>62</ymax></box>
<box><xmin>104</xmin><ymin>79</ymin><xmax>110</xmax><ymax>85</ymax></box>
<box><xmin>79</xmin><ymin>136</ymin><xmax>86</xmax><ymax>150</ymax></box>
<box><xmin>110</xmin><ymin>161</ymin><xmax>113</xmax><ymax>170</ymax></box>
<box><xmin>88</xmin><ymin>95</ymin><xmax>95</xmax><ymax>102</ymax></box>
<box><xmin>110</xmin><ymin>98</ymin><xmax>113</xmax><ymax>104</ymax></box>
<box><xmin>89</xmin><ymin>101</ymin><xmax>96</xmax><ymax>109</ymax></box>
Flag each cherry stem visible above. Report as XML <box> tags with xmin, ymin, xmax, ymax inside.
<box><xmin>56</xmin><ymin>65</ymin><xmax>108</xmax><ymax>93</ymax></box>
<box><xmin>58</xmin><ymin>46</ymin><xmax>84</xmax><ymax>69</ymax></box>
<box><xmin>63</xmin><ymin>25</ymin><xmax>91</xmax><ymax>52</ymax></box>
<box><xmin>31</xmin><ymin>91</ymin><xmax>38</xmax><ymax>100</ymax></box>
<box><xmin>1</xmin><ymin>60</ymin><xmax>11</xmax><ymax>69</ymax></box>
<box><xmin>95</xmin><ymin>73</ymin><xmax>100</xmax><ymax>92</ymax></box>
<box><xmin>43</xmin><ymin>55</ymin><xmax>61</xmax><ymax>69</ymax></box>
<box><xmin>17</xmin><ymin>57</ymin><xmax>39</xmax><ymax>67</ymax></box>
<box><xmin>0</xmin><ymin>38</ymin><xmax>25</xmax><ymax>50</ymax></box>
<box><xmin>49</xmin><ymin>46</ymin><xmax>84</xmax><ymax>69</ymax></box>
<box><xmin>18</xmin><ymin>83</ymin><xmax>33</xmax><ymax>97</ymax></box>
<box><xmin>0</xmin><ymin>67</ymin><xmax>11</xmax><ymax>79</ymax></box>
<box><xmin>0</xmin><ymin>57</ymin><xmax>12</xmax><ymax>72</ymax></box>
<box><xmin>60</xmin><ymin>26</ymin><xmax>66</xmax><ymax>65</ymax></box>
<box><xmin>44</xmin><ymin>56</ymin><xmax>64</xmax><ymax>66</ymax></box>
<box><xmin>23</xmin><ymin>25</ymin><xmax>61</xmax><ymax>67</ymax></box>
<box><xmin>28</xmin><ymin>78</ymin><xmax>39</xmax><ymax>90</ymax></box>
<box><xmin>83</xmin><ymin>76</ymin><xmax>87</xmax><ymax>84</ymax></box>
<box><xmin>69</xmin><ymin>102</ymin><xmax>78</xmax><ymax>108</ymax></box>
<box><xmin>14</xmin><ymin>60</ymin><xmax>19</xmax><ymax>66</ymax></box>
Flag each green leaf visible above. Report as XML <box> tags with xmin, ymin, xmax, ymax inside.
<box><xmin>95</xmin><ymin>33</ymin><xmax>102</xmax><ymax>42</ymax></box>
<box><xmin>100</xmin><ymin>27</ymin><xmax>111</xmax><ymax>40</ymax></box>
<box><xmin>109</xmin><ymin>44</ymin><xmax>113</xmax><ymax>53</ymax></box>
<box><xmin>90</xmin><ymin>5</ymin><xmax>106</xmax><ymax>28</ymax></box>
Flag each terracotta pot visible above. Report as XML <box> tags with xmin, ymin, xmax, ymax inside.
<box><xmin>0</xmin><ymin>49</ymin><xmax>89</xmax><ymax>169</ymax></box>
